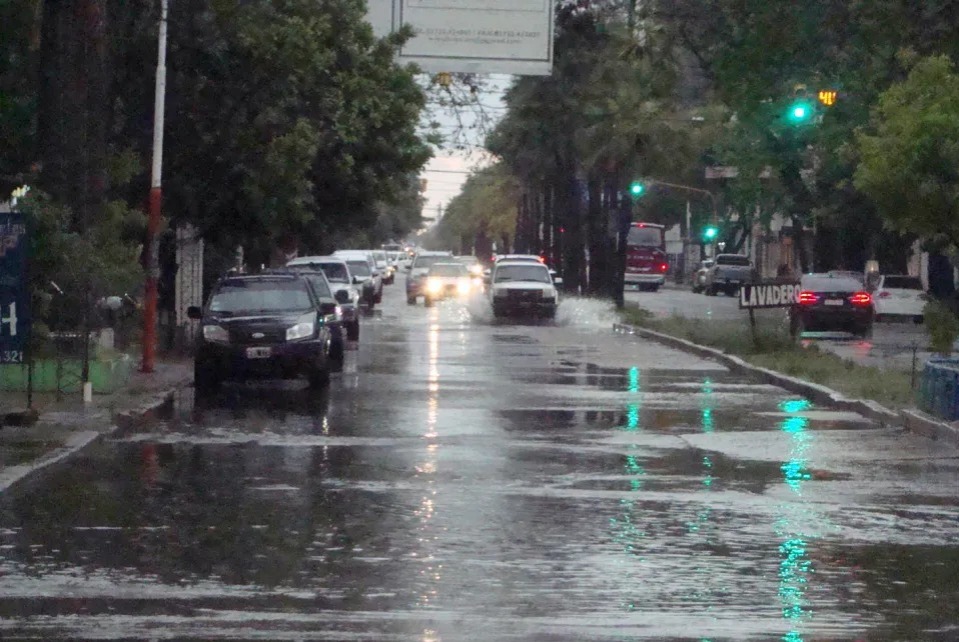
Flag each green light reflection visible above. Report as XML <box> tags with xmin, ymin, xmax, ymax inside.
<box><xmin>701</xmin><ymin>377</ymin><xmax>715</xmax><ymax>433</ymax></box>
<box><xmin>776</xmin><ymin>399</ymin><xmax>815</xmax><ymax>641</ymax></box>
<box><xmin>611</xmin><ymin>366</ymin><xmax>646</xmax><ymax>579</ymax></box>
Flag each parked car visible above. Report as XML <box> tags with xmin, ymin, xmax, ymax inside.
<box><xmin>423</xmin><ymin>262</ymin><xmax>472</xmax><ymax>306</ymax></box>
<box><xmin>406</xmin><ymin>250</ymin><xmax>454</xmax><ymax>304</ymax></box>
<box><xmin>691</xmin><ymin>259</ymin><xmax>715</xmax><ymax>293</ymax></box>
<box><xmin>189</xmin><ymin>273</ymin><xmax>334</xmax><ymax>394</ymax></box>
<box><xmin>286</xmin><ymin>256</ymin><xmax>361</xmax><ymax>341</ymax></box>
<box><xmin>789</xmin><ymin>273</ymin><xmax>874</xmax><ymax>338</ymax></box>
<box><xmin>871</xmin><ymin>274</ymin><xmax>928</xmax><ymax>323</ymax></box>
<box><xmin>488</xmin><ymin>260</ymin><xmax>562</xmax><ymax>319</ymax></box>
<box><xmin>704</xmin><ymin>254</ymin><xmax>755</xmax><ymax>296</ymax></box>
<box><xmin>333</xmin><ymin>250</ymin><xmax>382</xmax><ymax>307</ymax></box>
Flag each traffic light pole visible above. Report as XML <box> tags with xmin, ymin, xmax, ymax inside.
<box><xmin>646</xmin><ymin>180</ymin><xmax>719</xmax><ymax>225</ymax></box>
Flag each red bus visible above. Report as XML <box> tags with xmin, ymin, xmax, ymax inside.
<box><xmin>624</xmin><ymin>222</ymin><xmax>667</xmax><ymax>292</ymax></box>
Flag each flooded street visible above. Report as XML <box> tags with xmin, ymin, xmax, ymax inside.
<box><xmin>1</xmin><ymin>287</ymin><xmax>958</xmax><ymax>641</ymax></box>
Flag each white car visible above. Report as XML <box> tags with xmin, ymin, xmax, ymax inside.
<box><xmin>333</xmin><ymin>250</ymin><xmax>383</xmax><ymax>306</ymax></box>
<box><xmin>369</xmin><ymin>249</ymin><xmax>393</xmax><ymax>285</ymax></box>
<box><xmin>871</xmin><ymin>275</ymin><xmax>928</xmax><ymax>323</ymax></box>
<box><xmin>488</xmin><ymin>260</ymin><xmax>562</xmax><ymax>319</ymax></box>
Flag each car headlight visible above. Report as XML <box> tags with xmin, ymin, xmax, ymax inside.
<box><xmin>542</xmin><ymin>287</ymin><xmax>557</xmax><ymax>300</ymax></box>
<box><xmin>202</xmin><ymin>325</ymin><xmax>229</xmax><ymax>344</ymax></box>
<box><xmin>457</xmin><ymin>279</ymin><xmax>471</xmax><ymax>295</ymax></box>
<box><xmin>492</xmin><ymin>288</ymin><xmax>507</xmax><ymax>298</ymax></box>
<box><xmin>286</xmin><ymin>314</ymin><xmax>315</xmax><ymax>341</ymax></box>
<box><xmin>426</xmin><ymin>278</ymin><xmax>443</xmax><ymax>294</ymax></box>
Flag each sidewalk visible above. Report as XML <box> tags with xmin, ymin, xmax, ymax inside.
<box><xmin>0</xmin><ymin>359</ymin><xmax>193</xmax><ymax>493</ymax></box>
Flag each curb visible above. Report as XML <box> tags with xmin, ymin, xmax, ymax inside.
<box><xmin>0</xmin><ymin>384</ymin><xmax>187</xmax><ymax>495</ymax></box>
<box><xmin>613</xmin><ymin>322</ymin><xmax>959</xmax><ymax>445</ymax></box>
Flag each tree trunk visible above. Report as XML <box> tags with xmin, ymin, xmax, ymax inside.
<box><xmin>586</xmin><ymin>175</ymin><xmax>606</xmax><ymax>295</ymax></box>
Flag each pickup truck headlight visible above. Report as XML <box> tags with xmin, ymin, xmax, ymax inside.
<box><xmin>492</xmin><ymin>288</ymin><xmax>508</xmax><ymax>298</ymax></box>
<box><xmin>202</xmin><ymin>325</ymin><xmax>229</xmax><ymax>344</ymax></box>
<box><xmin>542</xmin><ymin>288</ymin><xmax>557</xmax><ymax>302</ymax></box>
<box><xmin>286</xmin><ymin>314</ymin><xmax>316</xmax><ymax>341</ymax></box>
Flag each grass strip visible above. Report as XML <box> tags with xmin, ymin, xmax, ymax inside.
<box><xmin>620</xmin><ymin>307</ymin><xmax>917</xmax><ymax>409</ymax></box>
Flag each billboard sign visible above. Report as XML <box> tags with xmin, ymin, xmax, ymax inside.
<box><xmin>0</xmin><ymin>211</ymin><xmax>29</xmax><ymax>363</ymax></box>
<box><xmin>369</xmin><ymin>0</ymin><xmax>553</xmax><ymax>75</ymax></box>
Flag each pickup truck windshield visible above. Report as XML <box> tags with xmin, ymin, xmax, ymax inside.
<box><xmin>210</xmin><ymin>280</ymin><xmax>312</xmax><ymax>314</ymax></box>
<box><xmin>347</xmin><ymin>260</ymin><xmax>371</xmax><ymax>277</ymax></box>
<box><xmin>429</xmin><ymin>263</ymin><xmax>468</xmax><ymax>277</ymax></box>
<box><xmin>494</xmin><ymin>265</ymin><xmax>551</xmax><ymax>283</ymax></box>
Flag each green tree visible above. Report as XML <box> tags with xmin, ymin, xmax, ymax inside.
<box><xmin>432</xmin><ymin>163</ymin><xmax>518</xmax><ymax>253</ymax></box>
<box><xmin>855</xmin><ymin>55</ymin><xmax>959</xmax><ymax>249</ymax></box>
<box><xmin>161</xmin><ymin>0</ymin><xmax>431</xmax><ymax>265</ymax></box>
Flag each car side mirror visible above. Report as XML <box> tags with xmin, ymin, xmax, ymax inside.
<box><xmin>319</xmin><ymin>301</ymin><xmax>338</xmax><ymax>315</ymax></box>
<box><xmin>371</xmin><ymin>270</ymin><xmax>379</xmax><ymax>277</ymax></box>
<box><xmin>187</xmin><ymin>306</ymin><xmax>202</xmax><ymax>320</ymax></box>
<box><xmin>334</xmin><ymin>289</ymin><xmax>351</xmax><ymax>304</ymax></box>
<box><xmin>553</xmin><ymin>277</ymin><xmax>564</xmax><ymax>287</ymax></box>
<box><xmin>353</xmin><ymin>276</ymin><xmax>362</xmax><ymax>284</ymax></box>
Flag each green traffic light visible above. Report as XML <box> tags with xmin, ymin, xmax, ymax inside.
<box><xmin>786</xmin><ymin>101</ymin><xmax>813</xmax><ymax>124</ymax></box>
<box><xmin>629</xmin><ymin>182</ymin><xmax>645</xmax><ymax>196</ymax></box>
<box><xmin>704</xmin><ymin>226</ymin><xmax>718</xmax><ymax>240</ymax></box>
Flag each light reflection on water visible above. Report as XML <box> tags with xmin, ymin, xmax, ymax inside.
<box><xmin>776</xmin><ymin>398</ymin><xmax>820</xmax><ymax>642</ymax></box>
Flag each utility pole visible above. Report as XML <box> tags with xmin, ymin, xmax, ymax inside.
<box><xmin>142</xmin><ymin>0</ymin><xmax>168</xmax><ymax>373</ymax></box>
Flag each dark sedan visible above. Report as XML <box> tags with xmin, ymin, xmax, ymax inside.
<box><xmin>188</xmin><ymin>273</ymin><xmax>334</xmax><ymax>394</ymax></box>
<box><xmin>789</xmin><ymin>273</ymin><xmax>874</xmax><ymax>338</ymax></box>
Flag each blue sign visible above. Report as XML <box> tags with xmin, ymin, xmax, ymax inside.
<box><xmin>0</xmin><ymin>212</ymin><xmax>29</xmax><ymax>363</ymax></box>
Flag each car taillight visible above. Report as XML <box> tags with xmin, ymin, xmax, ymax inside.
<box><xmin>658</xmin><ymin>263</ymin><xmax>668</xmax><ymax>273</ymax></box>
<box><xmin>797</xmin><ymin>291</ymin><xmax>818</xmax><ymax>305</ymax></box>
<box><xmin>878</xmin><ymin>291</ymin><xmax>891</xmax><ymax>298</ymax></box>
<box><xmin>849</xmin><ymin>291</ymin><xmax>872</xmax><ymax>306</ymax></box>
<box><xmin>538</xmin><ymin>255</ymin><xmax>546</xmax><ymax>263</ymax></box>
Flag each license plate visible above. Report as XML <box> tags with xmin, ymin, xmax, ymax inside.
<box><xmin>246</xmin><ymin>347</ymin><xmax>272</xmax><ymax>359</ymax></box>
<box><xmin>824</xmin><ymin>299</ymin><xmax>844</xmax><ymax>306</ymax></box>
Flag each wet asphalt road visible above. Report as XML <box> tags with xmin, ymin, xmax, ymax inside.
<box><xmin>1</xmin><ymin>286</ymin><xmax>958</xmax><ymax>641</ymax></box>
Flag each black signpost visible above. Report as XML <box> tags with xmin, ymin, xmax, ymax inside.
<box><xmin>738</xmin><ymin>279</ymin><xmax>801</xmax><ymax>345</ymax></box>
<box><xmin>0</xmin><ymin>210</ymin><xmax>31</xmax><ymax>405</ymax></box>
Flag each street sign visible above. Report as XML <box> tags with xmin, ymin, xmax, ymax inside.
<box><xmin>739</xmin><ymin>281</ymin><xmax>801</xmax><ymax>309</ymax></box>
<box><xmin>0</xmin><ymin>211</ymin><xmax>29</xmax><ymax>363</ymax></box>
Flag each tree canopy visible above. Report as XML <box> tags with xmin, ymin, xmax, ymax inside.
<box><xmin>856</xmin><ymin>55</ymin><xmax>959</xmax><ymax>249</ymax></box>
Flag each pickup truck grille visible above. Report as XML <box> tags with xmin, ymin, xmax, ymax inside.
<box><xmin>507</xmin><ymin>289</ymin><xmax>541</xmax><ymax>301</ymax></box>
